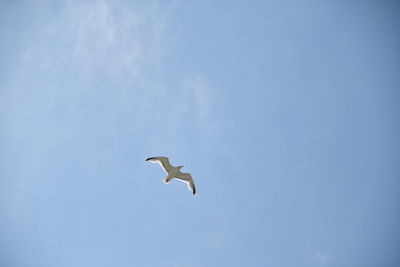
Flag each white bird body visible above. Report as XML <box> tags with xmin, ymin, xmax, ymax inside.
<box><xmin>145</xmin><ymin>156</ymin><xmax>196</xmax><ymax>195</ymax></box>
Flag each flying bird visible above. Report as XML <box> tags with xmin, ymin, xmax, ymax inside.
<box><xmin>145</xmin><ymin>156</ymin><xmax>196</xmax><ymax>195</ymax></box>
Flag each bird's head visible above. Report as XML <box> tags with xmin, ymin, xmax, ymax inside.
<box><xmin>178</xmin><ymin>165</ymin><xmax>184</xmax><ymax>169</ymax></box>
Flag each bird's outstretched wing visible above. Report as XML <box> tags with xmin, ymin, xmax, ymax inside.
<box><xmin>175</xmin><ymin>172</ymin><xmax>196</xmax><ymax>195</ymax></box>
<box><xmin>145</xmin><ymin>157</ymin><xmax>174</xmax><ymax>173</ymax></box>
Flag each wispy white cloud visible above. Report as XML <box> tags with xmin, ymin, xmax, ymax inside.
<box><xmin>316</xmin><ymin>252</ymin><xmax>330</xmax><ymax>264</ymax></box>
<box><xmin>145</xmin><ymin>75</ymin><xmax>217</xmax><ymax>156</ymax></box>
<box><xmin>39</xmin><ymin>1</ymin><xmax>214</xmax><ymax>122</ymax></box>
<box><xmin>46</xmin><ymin>0</ymin><xmax>170</xmax><ymax>82</ymax></box>
<box><xmin>181</xmin><ymin>76</ymin><xmax>212</xmax><ymax>124</ymax></box>
<box><xmin>65</xmin><ymin>1</ymin><xmax>148</xmax><ymax>78</ymax></box>
<box><xmin>13</xmin><ymin>1</ymin><xmax>176</xmax><ymax>119</ymax></box>
<box><xmin>15</xmin><ymin>1</ymin><xmax>216</xmax><ymax>131</ymax></box>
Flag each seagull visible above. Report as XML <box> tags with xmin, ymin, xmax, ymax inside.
<box><xmin>145</xmin><ymin>156</ymin><xmax>196</xmax><ymax>195</ymax></box>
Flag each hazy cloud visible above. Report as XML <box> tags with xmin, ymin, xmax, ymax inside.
<box><xmin>182</xmin><ymin>76</ymin><xmax>212</xmax><ymax>123</ymax></box>
<box><xmin>316</xmin><ymin>252</ymin><xmax>330</xmax><ymax>264</ymax></box>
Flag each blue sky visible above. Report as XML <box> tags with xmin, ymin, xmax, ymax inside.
<box><xmin>1</xmin><ymin>1</ymin><xmax>399</xmax><ymax>266</ymax></box>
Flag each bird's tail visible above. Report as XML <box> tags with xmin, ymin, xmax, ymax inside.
<box><xmin>163</xmin><ymin>177</ymin><xmax>170</xmax><ymax>184</ymax></box>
